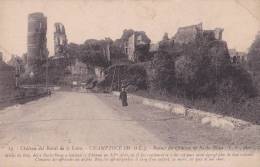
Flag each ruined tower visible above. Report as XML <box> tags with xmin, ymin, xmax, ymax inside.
<box><xmin>27</xmin><ymin>12</ymin><xmax>48</xmax><ymax>76</ymax></box>
<box><xmin>54</xmin><ymin>23</ymin><xmax>67</xmax><ymax>56</ymax></box>
<box><xmin>214</xmin><ymin>28</ymin><xmax>224</xmax><ymax>40</ymax></box>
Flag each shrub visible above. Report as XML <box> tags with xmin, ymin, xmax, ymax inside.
<box><xmin>218</xmin><ymin>64</ymin><xmax>258</xmax><ymax>102</ymax></box>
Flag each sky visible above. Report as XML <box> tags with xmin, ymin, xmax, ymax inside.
<box><xmin>0</xmin><ymin>0</ymin><xmax>259</xmax><ymax>61</ymax></box>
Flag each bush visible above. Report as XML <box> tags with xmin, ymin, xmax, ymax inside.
<box><xmin>218</xmin><ymin>65</ymin><xmax>258</xmax><ymax>102</ymax></box>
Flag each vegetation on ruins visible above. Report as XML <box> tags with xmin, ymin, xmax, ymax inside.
<box><xmin>67</xmin><ymin>40</ymin><xmax>110</xmax><ymax>68</ymax></box>
<box><xmin>67</xmin><ymin>29</ymin><xmax>256</xmax><ymax>106</ymax></box>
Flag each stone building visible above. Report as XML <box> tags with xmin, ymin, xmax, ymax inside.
<box><xmin>174</xmin><ymin>23</ymin><xmax>203</xmax><ymax>44</ymax></box>
<box><xmin>54</xmin><ymin>23</ymin><xmax>67</xmax><ymax>56</ymax></box>
<box><xmin>173</xmin><ymin>23</ymin><xmax>224</xmax><ymax>44</ymax></box>
<box><xmin>203</xmin><ymin>28</ymin><xmax>224</xmax><ymax>42</ymax></box>
<box><xmin>27</xmin><ymin>12</ymin><xmax>48</xmax><ymax>79</ymax></box>
<box><xmin>124</xmin><ymin>31</ymin><xmax>151</xmax><ymax>62</ymax></box>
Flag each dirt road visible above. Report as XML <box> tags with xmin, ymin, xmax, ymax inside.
<box><xmin>0</xmin><ymin>91</ymin><xmax>259</xmax><ymax>147</ymax></box>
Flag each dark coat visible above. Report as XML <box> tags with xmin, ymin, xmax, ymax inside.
<box><xmin>119</xmin><ymin>90</ymin><xmax>128</xmax><ymax>106</ymax></box>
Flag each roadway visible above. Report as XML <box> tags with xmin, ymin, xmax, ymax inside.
<box><xmin>0</xmin><ymin>91</ymin><xmax>259</xmax><ymax>147</ymax></box>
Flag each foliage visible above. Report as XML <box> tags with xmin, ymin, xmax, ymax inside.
<box><xmin>67</xmin><ymin>41</ymin><xmax>109</xmax><ymax>67</ymax></box>
<box><xmin>151</xmin><ymin>50</ymin><xmax>176</xmax><ymax>93</ymax></box>
<box><xmin>110</xmin><ymin>43</ymin><xmax>128</xmax><ymax>63</ymax></box>
<box><xmin>248</xmin><ymin>33</ymin><xmax>260</xmax><ymax>72</ymax></box>
<box><xmin>151</xmin><ymin>37</ymin><xmax>257</xmax><ymax>101</ymax></box>
<box><xmin>218</xmin><ymin>65</ymin><xmax>258</xmax><ymax>102</ymax></box>
<box><xmin>7</xmin><ymin>55</ymin><xmax>26</xmax><ymax>73</ymax></box>
<box><xmin>99</xmin><ymin>64</ymin><xmax>148</xmax><ymax>91</ymax></box>
<box><xmin>174</xmin><ymin>42</ymin><xmax>215</xmax><ymax>98</ymax></box>
<box><xmin>126</xmin><ymin>64</ymin><xmax>147</xmax><ymax>89</ymax></box>
<box><xmin>247</xmin><ymin>33</ymin><xmax>260</xmax><ymax>89</ymax></box>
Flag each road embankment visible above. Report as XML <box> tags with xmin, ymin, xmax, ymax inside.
<box><xmin>112</xmin><ymin>91</ymin><xmax>251</xmax><ymax>131</ymax></box>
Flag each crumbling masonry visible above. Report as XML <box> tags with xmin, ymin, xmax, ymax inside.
<box><xmin>54</xmin><ymin>23</ymin><xmax>67</xmax><ymax>56</ymax></box>
<box><xmin>27</xmin><ymin>12</ymin><xmax>48</xmax><ymax>79</ymax></box>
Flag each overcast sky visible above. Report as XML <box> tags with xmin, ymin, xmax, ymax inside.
<box><xmin>0</xmin><ymin>0</ymin><xmax>259</xmax><ymax>61</ymax></box>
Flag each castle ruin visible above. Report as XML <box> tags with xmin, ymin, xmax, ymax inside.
<box><xmin>54</xmin><ymin>23</ymin><xmax>67</xmax><ymax>56</ymax></box>
<box><xmin>27</xmin><ymin>12</ymin><xmax>48</xmax><ymax>79</ymax></box>
<box><xmin>173</xmin><ymin>23</ymin><xmax>224</xmax><ymax>44</ymax></box>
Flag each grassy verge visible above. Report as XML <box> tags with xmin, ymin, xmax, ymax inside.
<box><xmin>133</xmin><ymin>89</ymin><xmax>260</xmax><ymax>125</ymax></box>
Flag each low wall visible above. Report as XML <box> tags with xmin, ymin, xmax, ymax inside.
<box><xmin>112</xmin><ymin>91</ymin><xmax>251</xmax><ymax>130</ymax></box>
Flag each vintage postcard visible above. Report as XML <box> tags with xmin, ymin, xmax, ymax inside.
<box><xmin>0</xmin><ymin>0</ymin><xmax>259</xmax><ymax>166</ymax></box>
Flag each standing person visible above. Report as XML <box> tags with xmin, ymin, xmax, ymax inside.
<box><xmin>119</xmin><ymin>87</ymin><xmax>128</xmax><ymax>107</ymax></box>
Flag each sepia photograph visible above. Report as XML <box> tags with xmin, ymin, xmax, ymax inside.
<box><xmin>0</xmin><ymin>0</ymin><xmax>259</xmax><ymax>166</ymax></box>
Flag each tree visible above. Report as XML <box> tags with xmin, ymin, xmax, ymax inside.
<box><xmin>247</xmin><ymin>32</ymin><xmax>260</xmax><ymax>89</ymax></box>
<box><xmin>7</xmin><ymin>55</ymin><xmax>26</xmax><ymax>74</ymax></box>
<box><xmin>248</xmin><ymin>32</ymin><xmax>260</xmax><ymax>72</ymax></box>
<box><xmin>151</xmin><ymin>50</ymin><xmax>176</xmax><ymax>93</ymax></box>
<box><xmin>175</xmin><ymin>55</ymin><xmax>197</xmax><ymax>85</ymax></box>
<box><xmin>174</xmin><ymin>41</ymin><xmax>231</xmax><ymax>99</ymax></box>
<box><xmin>67</xmin><ymin>41</ymin><xmax>110</xmax><ymax>68</ymax></box>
